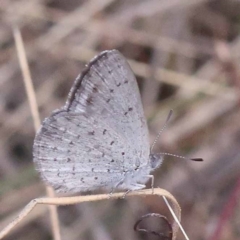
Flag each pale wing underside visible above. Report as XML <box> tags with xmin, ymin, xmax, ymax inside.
<box><xmin>34</xmin><ymin>112</ymin><xmax>133</xmax><ymax>192</ymax></box>
<box><xmin>33</xmin><ymin>50</ymin><xmax>149</xmax><ymax>193</ymax></box>
<box><xmin>64</xmin><ymin>50</ymin><xmax>149</xmax><ymax>158</ymax></box>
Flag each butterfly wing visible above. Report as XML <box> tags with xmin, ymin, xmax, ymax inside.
<box><xmin>34</xmin><ymin>111</ymin><xmax>135</xmax><ymax>193</ymax></box>
<box><xmin>33</xmin><ymin>50</ymin><xmax>149</xmax><ymax>193</ymax></box>
<box><xmin>65</xmin><ymin>50</ymin><xmax>149</xmax><ymax>158</ymax></box>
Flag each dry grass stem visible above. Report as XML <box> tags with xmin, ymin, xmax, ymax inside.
<box><xmin>13</xmin><ymin>27</ymin><xmax>61</xmax><ymax>240</ymax></box>
<box><xmin>0</xmin><ymin>188</ymin><xmax>181</xmax><ymax>240</ymax></box>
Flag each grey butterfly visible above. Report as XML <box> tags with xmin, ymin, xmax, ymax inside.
<box><xmin>33</xmin><ymin>50</ymin><xmax>163</xmax><ymax>193</ymax></box>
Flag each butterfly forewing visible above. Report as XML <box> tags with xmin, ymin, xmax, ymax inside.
<box><xmin>33</xmin><ymin>50</ymin><xmax>150</xmax><ymax>193</ymax></box>
<box><xmin>65</xmin><ymin>50</ymin><xmax>149</xmax><ymax>157</ymax></box>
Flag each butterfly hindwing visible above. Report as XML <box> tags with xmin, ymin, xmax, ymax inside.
<box><xmin>34</xmin><ymin>111</ymin><xmax>134</xmax><ymax>192</ymax></box>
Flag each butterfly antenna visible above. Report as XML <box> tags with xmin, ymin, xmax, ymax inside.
<box><xmin>150</xmin><ymin>110</ymin><xmax>173</xmax><ymax>153</ymax></box>
<box><xmin>157</xmin><ymin>152</ymin><xmax>203</xmax><ymax>161</ymax></box>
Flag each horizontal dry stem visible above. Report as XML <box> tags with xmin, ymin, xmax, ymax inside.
<box><xmin>0</xmin><ymin>188</ymin><xmax>181</xmax><ymax>240</ymax></box>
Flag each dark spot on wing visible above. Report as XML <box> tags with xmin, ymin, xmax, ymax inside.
<box><xmin>111</xmin><ymin>159</ymin><xmax>115</xmax><ymax>162</ymax></box>
<box><xmin>92</xmin><ymin>168</ymin><xmax>94</xmax><ymax>172</ymax></box>
<box><xmin>108</xmin><ymin>70</ymin><xmax>112</xmax><ymax>74</ymax></box>
<box><xmin>110</xmin><ymin>141</ymin><xmax>114</xmax><ymax>145</ymax></box>
<box><xmin>106</xmin><ymin>99</ymin><xmax>111</xmax><ymax>103</ymax></box>
<box><xmin>67</xmin><ymin>158</ymin><xmax>71</xmax><ymax>162</ymax></box>
<box><xmin>65</xmin><ymin>117</ymin><xmax>71</xmax><ymax>122</ymax></box>
<box><xmin>86</xmin><ymin>96</ymin><xmax>93</xmax><ymax>105</ymax></box>
<box><xmin>116</xmin><ymin>82</ymin><xmax>121</xmax><ymax>87</ymax></box>
<box><xmin>81</xmin><ymin>178</ymin><xmax>85</xmax><ymax>183</ymax></box>
<box><xmin>124</xmin><ymin>80</ymin><xmax>128</xmax><ymax>84</ymax></box>
<box><xmin>54</xmin><ymin>158</ymin><xmax>57</xmax><ymax>161</ymax></box>
<box><xmin>124</xmin><ymin>107</ymin><xmax>133</xmax><ymax>116</ymax></box>
<box><xmin>92</xmin><ymin>86</ymin><xmax>98</xmax><ymax>93</ymax></box>
<box><xmin>88</xmin><ymin>131</ymin><xmax>95</xmax><ymax>135</ymax></box>
<box><xmin>122</xmin><ymin>152</ymin><xmax>125</xmax><ymax>155</ymax></box>
<box><xmin>95</xmin><ymin>177</ymin><xmax>98</xmax><ymax>180</ymax></box>
<box><xmin>69</xmin><ymin>141</ymin><xmax>74</xmax><ymax>145</ymax></box>
<box><xmin>107</xmin><ymin>169</ymin><xmax>110</xmax><ymax>172</ymax></box>
<box><xmin>103</xmin><ymin>129</ymin><xmax>107</xmax><ymax>135</ymax></box>
<box><xmin>110</xmin><ymin>89</ymin><xmax>114</xmax><ymax>93</ymax></box>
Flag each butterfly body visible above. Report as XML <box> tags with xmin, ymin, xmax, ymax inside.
<box><xmin>33</xmin><ymin>50</ymin><xmax>162</xmax><ymax>193</ymax></box>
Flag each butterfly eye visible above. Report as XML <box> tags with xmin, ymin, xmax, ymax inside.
<box><xmin>149</xmin><ymin>154</ymin><xmax>163</xmax><ymax>169</ymax></box>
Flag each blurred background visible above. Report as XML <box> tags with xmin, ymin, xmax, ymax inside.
<box><xmin>1</xmin><ymin>0</ymin><xmax>240</xmax><ymax>239</ymax></box>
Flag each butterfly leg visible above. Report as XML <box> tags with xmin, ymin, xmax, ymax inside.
<box><xmin>108</xmin><ymin>189</ymin><xmax>114</xmax><ymax>199</ymax></box>
<box><xmin>122</xmin><ymin>189</ymin><xmax>131</xmax><ymax>199</ymax></box>
<box><xmin>108</xmin><ymin>179</ymin><xmax>125</xmax><ymax>199</ymax></box>
<box><xmin>146</xmin><ymin>175</ymin><xmax>154</xmax><ymax>194</ymax></box>
<box><xmin>121</xmin><ymin>183</ymin><xmax>146</xmax><ymax>199</ymax></box>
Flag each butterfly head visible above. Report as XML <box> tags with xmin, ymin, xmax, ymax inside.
<box><xmin>149</xmin><ymin>153</ymin><xmax>163</xmax><ymax>170</ymax></box>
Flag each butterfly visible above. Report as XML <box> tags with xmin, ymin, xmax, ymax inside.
<box><xmin>33</xmin><ymin>50</ymin><xmax>163</xmax><ymax>193</ymax></box>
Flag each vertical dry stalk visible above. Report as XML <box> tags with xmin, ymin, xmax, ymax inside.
<box><xmin>13</xmin><ymin>27</ymin><xmax>61</xmax><ymax>240</ymax></box>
